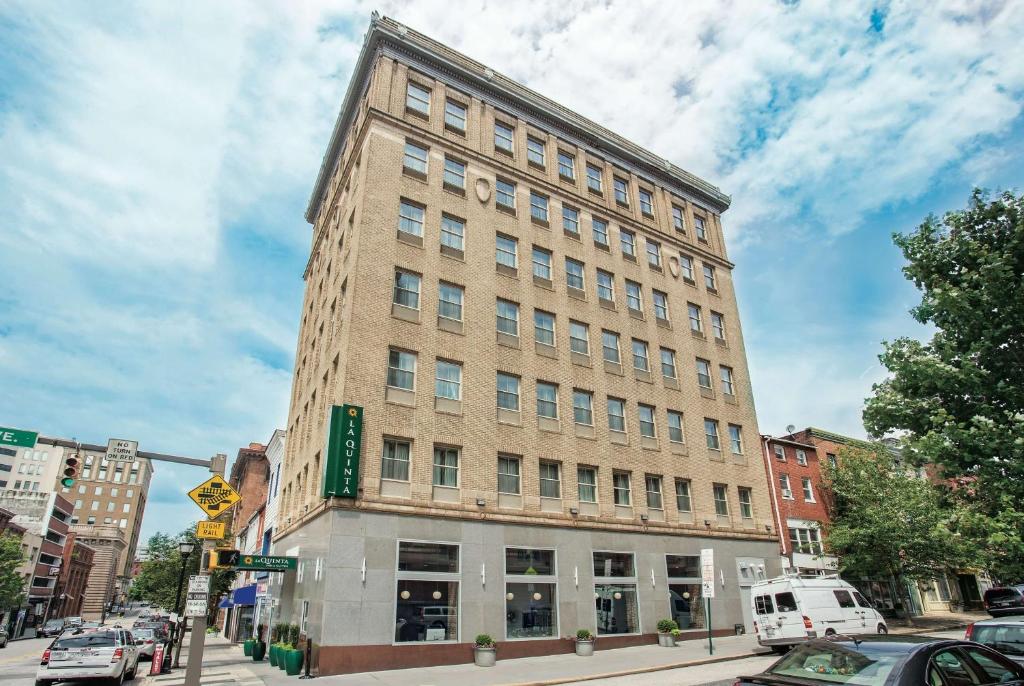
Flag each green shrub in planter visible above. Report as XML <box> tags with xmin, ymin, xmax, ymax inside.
<box><xmin>473</xmin><ymin>635</ymin><xmax>496</xmax><ymax>667</ymax></box>
<box><xmin>574</xmin><ymin>629</ymin><xmax>595</xmax><ymax>656</ymax></box>
<box><xmin>656</xmin><ymin>619</ymin><xmax>679</xmax><ymax>634</ymax></box>
<box><xmin>242</xmin><ymin>639</ymin><xmax>254</xmax><ymax>656</ymax></box>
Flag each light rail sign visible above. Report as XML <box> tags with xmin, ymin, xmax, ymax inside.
<box><xmin>196</xmin><ymin>521</ymin><xmax>226</xmax><ymax>540</ymax></box>
<box><xmin>187</xmin><ymin>475</ymin><xmax>241</xmax><ymax>518</ymax></box>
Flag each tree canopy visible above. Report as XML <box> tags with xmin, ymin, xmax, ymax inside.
<box><xmin>0</xmin><ymin>533</ymin><xmax>27</xmax><ymax>611</ymax></box>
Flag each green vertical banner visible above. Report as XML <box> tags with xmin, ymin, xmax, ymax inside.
<box><xmin>323</xmin><ymin>404</ymin><xmax>363</xmax><ymax>499</ymax></box>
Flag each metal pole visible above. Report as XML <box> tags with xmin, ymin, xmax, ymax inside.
<box><xmin>706</xmin><ymin>597</ymin><xmax>713</xmax><ymax>655</ymax></box>
<box><xmin>167</xmin><ymin>551</ymin><xmax>190</xmax><ymax>669</ymax></box>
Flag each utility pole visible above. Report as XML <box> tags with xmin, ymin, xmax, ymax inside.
<box><xmin>183</xmin><ymin>454</ymin><xmax>228</xmax><ymax>686</ymax></box>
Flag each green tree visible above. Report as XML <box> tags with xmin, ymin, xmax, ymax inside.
<box><xmin>823</xmin><ymin>446</ymin><xmax>979</xmax><ymax>618</ymax></box>
<box><xmin>0</xmin><ymin>534</ymin><xmax>27</xmax><ymax>611</ymax></box>
<box><xmin>131</xmin><ymin>525</ymin><xmax>235</xmax><ymax>619</ymax></box>
<box><xmin>863</xmin><ymin>189</ymin><xmax>1024</xmax><ymax>508</ymax></box>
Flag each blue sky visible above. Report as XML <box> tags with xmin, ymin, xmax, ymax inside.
<box><xmin>1</xmin><ymin>1</ymin><xmax>1022</xmax><ymax>544</ymax></box>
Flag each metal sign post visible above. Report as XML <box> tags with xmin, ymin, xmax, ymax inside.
<box><xmin>701</xmin><ymin>548</ymin><xmax>715</xmax><ymax>655</ymax></box>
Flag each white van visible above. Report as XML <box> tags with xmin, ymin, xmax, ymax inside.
<box><xmin>752</xmin><ymin>575</ymin><xmax>887</xmax><ymax>652</ymax></box>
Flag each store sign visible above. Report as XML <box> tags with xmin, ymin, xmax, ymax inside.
<box><xmin>700</xmin><ymin>548</ymin><xmax>716</xmax><ymax>599</ymax></box>
<box><xmin>236</xmin><ymin>555</ymin><xmax>298</xmax><ymax>572</ymax></box>
<box><xmin>322</xmin><ymin>404</ymin><xmax>363</xmax><ymax>499</ymax></box>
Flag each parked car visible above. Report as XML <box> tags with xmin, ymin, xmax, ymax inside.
<box><xmin>967</xmin><ymin>617</ymin><xmax>1024</xmax><ymax>665</ymax></box>
<box><xmin>64</xmin><ymin>616</ymin><xmax>83</xmax><ymax>628</ymax></box>
<box><xmin>736</xmin><ymin>635</ymin><xmax>1024</xmax><ymax>686</ymax></box>
<box><xmin>752</xmin><ymin>575</ymin><xmax>888</xmax><ymax>652</ymax></box>
<box><xmin>36</xmin><ymin>627</ymin><xmax>140</xmax><ymax>686</ymax></box>
<box><xmin>38</xmin><ymin>619</ymin><xmax>66</xmax><ymax>638</ymax></box>
<box><xmin>984</xmin><ymin>586</ymin><xmax>1024</xmax><ymax>617</ymax></box>
<box><xmin>130</xmin><ymin>628</ymin><xmax>164</xmax><ymax>660</ymax></box>
<box><xmin>0</xmin><ymin>625</ymin><xmax>8</xmax><ymax>648</ymax></box>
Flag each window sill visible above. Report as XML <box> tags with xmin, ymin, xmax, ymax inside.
<box><xmin>563</xmin><ymin>228</ymin><xmax>581</xmax><ymax>241</ymax></box>
<box><xmin>656</xmin><ymin>318</ymin><xmax>672</xmax><ymax>330</ymax></box>
<box><xmin>535</xmin><ymin>341</ymin><xmax>558</xmax><ymax>359</ymax></box>
<box><xmin>574</xmin><ymin>423</ymin><xmax>596</xmax><ymax>439</ymax></box>
<box><xmin>691</xmin><ymin>330</ymin><xmax>706</xmax><ymax>341</ymax></box>
<box><xmin>496</xmin><ymin>263</ymin><xmax>519</xmax><ymax>278</ymax></box>
<box><xmin>443</xmin><ymin>123</ymin><xmax>466</xmax><ymax>137</ymax></box>
<box><xmin>599</xmin><ymin>297</ymin><xmax>617</xmax><ymax>311</ymax></box>
<box><xmin>633</xmin><ymin>368</ymin><xmax>653</xmax><ymax>384</ymax></box>
<box><xmin>396</xmin><ymin>231</ymin><xmax>424</xmax><ymax>248</ymax></box>
<box><xmin>391</xmin><ymin>303</ymin><xmax>421</xmax><ymax>324</ymax></box>
<box><xmin>379</xmin><ymin>480</ymin><xmax>411</xmax><ymax>499</ymax></box>
<box><xmin>498</xmin><ymin>493</ymin><xmax>523</xmax><ymax>510</ymax></box>
<box><xmin>570</xmin><ymin>351</ymin><xmax>591</xmax><ymax>368</ymax></box>
<box><xmin>537</xmin><ymin>416</ymin><xmax>561</xmax><ymax>434</ymax></box>
<box><xmin>699</xmin><ymin>386</ymin><xmax>716</xmax><ymax>400</ymax></box>
<box><xmin>567</xmin><ymin>286</ymin><xmax>587</xmax><ymax>302</ymax></box>
<box><xmin>724</xmin><ymin>393</ymin><xmax>738</xmax><ymax>406</ymax></box>
<box><xmin>497</xmin><ymin>408</ymin><xmax>521</xmax><ymax>426</ymax></box>
<box><xmin>595</xmin><ymin>241</ymin><xmax>610</xmax><ymax>252</ymax></box>
<box><xmin>628</xmin><ymin>308</ymin><xmax>645</xmax><ymax>321</ymax></box>
<box><xmin>385</xmin><ymin>387</ymin><xmax>416</xmax><ymax>407</ymax></box>
<box><xmin>623</xmin><ymin>253</ymin><xmax>638</xmax><ymax>263</ymax></box>
<box><xmin>440</xmin><ymin>244</ymin><xmax>465</xmax><ymax>261</ymax></box>
<box><xmin>443</xmin><ymin>182</ymin><xmax>466</xmax><ymax>197</ymax></box>
<box><xmin>588</xmin><ymin>186</ymin><xmax>604</xmax><ymax>197</ymax></box>
<box><xmin>640</xmin><ymin>436</ymin><xmax>659</xmax><ymax>450</ymax></box>
<box><xmin>402</xmin><ymin>167</ymin><xmax>428</xmax><ymax>182</ymax></box>
<box><xmin>603</xmin><ymin>360</ymin><xmax>623</xmax><ymax>376</ymax></box>
<box><xmin>670</xmin><ymin>442</ymin><xmax>688</xmax><ymax>456</ymax></box>
<box><xmin>614</xmin><ymin>504</ymin><xmax>634</xmax><ymax>519</ymax></box>
<box><xmin>609</xmin><ymin>430</ymin><xmax>628</xmax><ymax>446</ymax></box>
<box><xmin>715</xmin><ymin>337</ymin><xmax>728</xmax><ymax>348</ymax></box>
<box><xmin>533</xmin><ymin>275</ymin><xmax>554</xmax><ymax>290</ymax></box>
<box><xmin>540</xmin><ymin>497</ymin><xmax>562</xmax><ymax>513</ymax></box>
<box><xmin>496</xmin><ymin>203</ymin><xmax>517</xmax><ymax>217</ymax></box>
<box><xmin>432</xmin><ymin>485</ymin><xmax>460</xmax><ymax>503</ymax></box>
<box><xmin>494</xmin><ymin>146</ymin><xmax>514</xmax><ymax>158</ymax></box>
<box><xmin>437</xmin><ymin>316</ymin><xmax>464</xmax><ymax>335</ymax></box>
<box><xmin>405</xmin><ymin>106</ymin><xmax>429</xmax><ymax>121</ymax></box>
<box><xmin>527</xmin><ymin>160</ymin><xmax>546</xmax><ymax>172</ymax></box>
<box><xmin>434</xmin><ymin>397</ymin><xmax>462</xmax><ymax>415</ymax></box>
<box><xmin>641</xmin><ymin>211</ymin><xmax>655</xmax><ymax>220</ymax></box>
<box><xmin>496</xmin><ymin>331</ymin><xmax>520</xmax><ymax>349</ymax></box>
<box><xmin>531</xmin><ymin>216</ymin><xmax>550</xmax><ymax>229</ymax></box>
<box><xmin>663</xmin><ymin>377</ymin><xmax>680</xmax><ymax>391</ymax></box>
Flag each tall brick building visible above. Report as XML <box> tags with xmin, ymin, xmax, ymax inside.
<box><xmin>273</xmin><ymin>15</ymin><xmax>778</xmax><ymax>673</ymax></box>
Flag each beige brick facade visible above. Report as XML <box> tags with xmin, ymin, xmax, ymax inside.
<box><xmin>276</xmin><ymin>19</ymin><xmax>775</xmax><ymax>551</ymax></box>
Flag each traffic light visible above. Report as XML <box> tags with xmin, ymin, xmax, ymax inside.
<box><xmin>60</xmin><ymin>455</ymin><xmax>80</xmax><ymax>488</ymax></box>
<box><xmin>209</xmin><ymin>549</ymin><xmax>240</xmax><ymax>569</ymax></box>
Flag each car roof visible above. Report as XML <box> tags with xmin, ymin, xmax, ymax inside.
<box><xmin>823</xmin><ymin>635</ymin><xmax>956</xmax><ymax>650</ymax></box>
<box><xmin>974</xmin><ymin>617</ymin><xmax>1024</xmax><ymax>626</ymax></box>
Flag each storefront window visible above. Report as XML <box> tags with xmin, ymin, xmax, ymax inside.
<box><xmin>505</xmin><ymin>548</ymin><xmax>554</xmax><ymax>576</ymax></box>
<box><xmin>593</xmin><ymin>551</ymin><xmax>635</xmax><ymax>577</ymax></box>
<box><xmin>395</xmin><ymin>541</ymin><xmax>460</xmax><ymax>643</ymax></box>
<box><xmin>666</xmin><ymin>555</ymin><xmax>699</xmax><ymax>578</ymax></box>
<box><xmin>505</xmin><ymin>548</ymin><xmax>557</xmax><ymax>639</ymax></box>
<box><xmin>594</xmin><ymin>551</ymin><xmax>638</xmax><ymax>635</ymax></box>
<box><xmin>666</xmin><ymin>554</ymin><xmax>704</xmax><ymax>630</ymax></box>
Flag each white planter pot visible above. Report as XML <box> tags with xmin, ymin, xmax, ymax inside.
<box><xmin>474</xmin><ymin>647</ymin><xmax>496</xmax><ymax>667</ymax></box>
<box><xmin>658</xmin><ymin>633</ymin><xmax>676</xmax><ymax>647</ymax></box>
<box><xmin>575</xmin><ymin>640</ymin><xmax>595</xmax><ymax>656</ymax></box>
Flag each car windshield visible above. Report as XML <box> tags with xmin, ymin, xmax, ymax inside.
<box><xmin>45</xmin><ymin>620</ymin><xmax>64</xmax><ymax>628</ymax></box>
<box><xmin>134</xmin><ymin>629</ymin><xmax>155</xmax><ymax>638</ymax></box>
<box><xmin>53</xmin><ymin>632</ymin><xmax>117</xmax><ymax>649</ymax></box>
<box><xmin>767</xmin><ymin>641</ymin><xmax>909</xmax><ymax>685</ymax></box>
<box><xmin>973</xmin><ymin>625</ymin><xmax>1024</xmax><ymax>656</ymax></box>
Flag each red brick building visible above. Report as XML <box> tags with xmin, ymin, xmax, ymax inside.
<box><xmin>53</xmin><ymin>532</ymin><xmax>96</xmax><ymax>619</ymax></box>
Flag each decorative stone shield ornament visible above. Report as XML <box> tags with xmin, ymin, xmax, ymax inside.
<box><xmin>667</xmin><ymin>255</ymin><xmax>680</xmax><ymax>278</ymax></box>
<box><xmin>475</xmin><ymin>178</ymin><xmax>491</xmax><ymax>203</ymax></box>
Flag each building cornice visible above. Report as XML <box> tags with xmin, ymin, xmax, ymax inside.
<box><xmin>305</xmin><ymin>15</ymin><xmax>731</xmax><ymax>225</ymax></box>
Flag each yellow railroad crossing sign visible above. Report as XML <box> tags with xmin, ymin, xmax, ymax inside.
<box><xmin>187</xmin><ymin>475</ymin><xmax>241</xmax><ymax>519</ymax></box>
<box><xmin>196</xmin><ymin>521</ymin><xmax>226</xmax><ymax>540</ymax></box>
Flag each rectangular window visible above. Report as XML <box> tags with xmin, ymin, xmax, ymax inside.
<box><xmin>613</xmin><ymin>176</ymin><xmax>629</xmax><ymax>205</ymax></box>
<box><xmin>827</xmin><ymin>453</ymin><xmax>838</xmax><ymax>469</ymax></box>
<box><xmin>675</xmin><ymin>480</ymin><xmax>692</xmax><ymax>513</ymax></box>
<box><xmin>498</xmin><ymin>455</ymin><xmax>521</xmax><ymax>494</ymax></box>
<box><xmin>713</xmin><ymin>484</ymin><xmax>729</xmax><ymax>516</ymax></box>
<box><xmin>653</xmin><ymin>290</ymin><xmax>669</xmax><ymax>321</ymax></box>
<box><xmin>780</xmin><ymin>474</ymin><xmax>793</xmax><ymax>499</ymax></box>
<box><xmin>596</xmin><ymin>270</ymin><xmax>615</xmax><ymax>302</ymax></box>
<box><xmin>660</xmin><ymin>348</ymin><xmax>677</xmax><ymax>379</ymax></box>
<box><xmin>796</xmin><ymin>449</ymin><xmax>807</xmax><ymax>466</ymax></box>
<box><xmin>506</xmin><ymin>575</ymin><xmax>557</xmax><ymax>638</ymax></box>
<box><xmin>704</xmin><ymin>418</ymin><xmax>721</xmax><ymax>450</ymax></box>
<box><xmin>802</xmin><ymin>477</ymin><xmax>815</xmax><ymax>502</ymax></box>
<box><xmin>638</xmin><ymin>404</ymin><xmax>656</xmax><ymax>438</ymax></box>
<box><xmin>625</xmin><ymin>280</ymin><xmax>642</xmax><ymax>312</ymax></box>
<box><xmin>667</xmin><ymin>411</ymin><xmax>684</xmax><ymax>443</ymax></box>
<box><xmin>738</xmin><ymin>487</ymin><xmax>753</xmax><ymax>519</ymax></box>
<box><xmin>403</xmin><ymin>141</ymin><xmax>428</xmax><ymax>173</ymax></box>
<box><xmin>393</xmin><ymin>269</ymin><xmax>421</xmax><ymax>309</ymax></box>
<box><xmin>395</xmin><ymin>541</ymin><xmax>459</xmax><ymax>643</ymax></box>
<box><xmin>569</xmin><ymin>320</ymin><xmax>590</xmax><ymax>355</ymax></box>
<box><xmin>613</xmin><ymin>472</ymin><xmax>631</xmax><ymax>505</ymax></box>
<box><xmin>602</xmin><ymin>330</ymin><xmax>620</xmax><ymax>363</ymax></box>
<box><xmin>534</xmin><ymin>310</ymin><xmax>556</xmax><ymax>346</ymax></box>
<box><xmin>703</xmin><ymin>264</ymin><xmax>717</xmax><ymax>291</ymax></box>
<box><xmin>438</xmin><ymin>214</ymin><xmax>466</xmax><ymax>252</ymax></box>
<box><xmin>539</xmin><ymin>461</ymin><xmax>561</xmax><ymax>498</ymax></box>
<box><xmin>646</xmin><ymin>475</ymin><xmax>663</xmax><ymax>509</ymax></box>
<box><xmin>789</xmin><ymin>526</ymin><xmax>822</xmax><ymax>554</ymax></box>
<box><xmin>558</xmin><ymin>150</ymin><xmax>575</xmax><ymax>180</ymax></box>
<box><xmin>536</xmin><ymin>382</ymin><xmax>559</xmax><ymax>419</ymax></box>
<box><xmin>530</xmin><ymin>192</ymin><xmax>549</xmax><ymax>222</ymax></box>
<box><xmin>592</xmin><ymin>218</ymin><xmax>609</xmax><ymax>246</ymax></box>
<box><xmin>573</xmin><ymin>389</ymin><xmax>594</xmax><ymax>425</ymax></box>
<box><xmin>497</xmin><ymin>373</ymin><xmax>520</xmax><ymax>410</ymax></box>
<box><xmin>438</xmin><ymin>282</ymin><xmax>464</xmax><ymax>321</ymax></box>
<box><xmin>720</xmin><ymin>366</ymin><xmax>735</xmax><ymax>395</ymax></box>
<box><xmin>646</xmin><ymin>240</ymin><xmax>662</xmax><ymax>268</ymax></box>
<box><xmin>620</xmin><ymin>229</ymin><xmax>636</xmax><ymax>258</ymax></box>
<box><xmin>672</xmin><ymin>205</ymin><xmax>685</xmax><ymax>232</ymax></box>
<box><xmin>381</xmin><ymin>439</ymin><xmax>411</xmax><ymax>481</ymax></box>
<box><xmin>774</xmin><ymin>445</ymin><xmax>786</xmax><ymax>461</ymax></box>
<box><xmin>532</xmin><ymin>246</ymin><xmax>552</xmax><ymax>280</ymax></box>
<box><xmin>695</xmin><ymin>215</ymin><xmax>708</xmax><ymax>242</ymax></box>
<box><xmin>435</xmin><ymin>359</ymin><xmax>462</xmax><ymax>400</ymax></box>
<box><xmin>607</xmin><ymin>397</ymin><xmax>626</xmax><ymax>432</ymax></box>
<box><xmin>496</xmin><ymin>178</ymin><xmax>516</xmax><ymax>209</ymax></box>
<box><xmin>444</xmin><ymin>98</ymin><xmax>467</xmax><ymax>132</ymax></box>
<box><xmin>527</xmin><ymin>136</ymin><xmax>546</xmax><ymax>166</ymax></box>
<box><xmin>406</xmin><ymin>81</ymin><xmax>431</xmax><ymax>115</ymax></box>
<box><xmin>505</xmin><ymin>547</ymin><xmax>555</xmax><ymax>576</ymax></box>
<box><xmin>711</xmin><ymin>312</ymin><xmax>726</xmax><ymax>340</ymax></box>
<box><xmin>387</xmin><ymin>349</ymin><xmax>416</xmax><ymax>390</ymax></box>
<box><xmin>578</xmin><ymin>467</ymin><xmax>597</xmax><ymax>502</ymax></box>
<box><xmin>639</xmin><ymin>189</ymin><xmax>654</xmax><ymax>216</ymax></box>
<box><xmin>562</xmin><ymin>205</ymin><xmax>580</xmax><ymax>235</ymax></box>
<box><xmin>496</xmin><ymin>299</ymin><xmax>519</xmax><ymax>336</ymax></box>
<box><xmin>496</xmin><ymin>233</ymin><xmax>518</xmax><ymax>269</ymax></box>
<box><xmin>728</xmin><ymin>424</ymin><xmax>744</xmax><ymax>454</ymax></box>
<box><xmin>586</xmin><ymin>163</ymin><xmax>603</xmax><ymax>192</ymax></box>
<box><xmin>565</xmin><ymin>258</ymin><xmax>585</xmax><ymax>290</ymax></box>
<box><xmin>680</xmin><ymin>254</ymin><xmax>695</xmax><ymax>281</ymax></box>
<box><xmin>495</xmin><ymin>121</ymin><xmax>514</xmax><ymax>153</ymax></box>
<box><xmin>631</xmin><ymin>339</ymin><xmax>649</xmax><ymax>371</ymax></box>
<box><xmin>443</xmin><ymin>157</ymin><xmax>466</xmax><ymax>190</ymax></box>
<box><xmin>688</xmin><ymin>303</ymin><xmax>703</xmax><ymax>333</ymax></box>
<box><xmin>696</xmin><ymin>358</ymin><xmax>712</xmax><ymax>388</ymax></box>
<box><xmin>433</xmin><ymin>446</ymin><xmax>459</xmax><ymax>487</ymax></box>
<box><xmin>398</xmin><ymin>199</ymin><xmax>424</xmax><ymax>237</ymax></box>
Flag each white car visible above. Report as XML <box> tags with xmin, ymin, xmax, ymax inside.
<box><xmin>129</xmin><ymin>628</ymin><xmax>162</xmax><ymax>660</ymax></box>
<box><xmin>36</xmin><ymin>627</ymin><xmax>141</xmax><ymax>686</ymax></box>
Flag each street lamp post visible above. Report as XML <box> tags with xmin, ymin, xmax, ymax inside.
<box><xmin>165</xmin><ymin>540</ymin><xmax>194</xmax><ymax>672</ymax></box>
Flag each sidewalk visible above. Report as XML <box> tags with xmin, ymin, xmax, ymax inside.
<box><xmin>886</xmin><ymin>610</ymin><xmax>985</xmax><ymax>635</ymax></box>
<box><xmin>250</xmin><ymin>633</ymin><xmax>769</xmax><ymax>686</ymax></box>
<box><xmin>141</xmin><ymin>632</ymin><xmax>264</xmax><ymax>686</ymax></box>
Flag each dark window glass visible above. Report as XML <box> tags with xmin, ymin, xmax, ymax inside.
<box><xmin>54</xmin><ymin>632</ymin><xmax>117</xmax><ymax>648</ymax></box>
<box><xmin>397</xmin><ymin>541</ymin><xmax>459</xmax><ymax>573</ymax></box>
<box><xmin>834</xmin><ymin>590</ymin><xmax>856</xmax><ymax>608</ymax></box>
<box><xmin>665</xmin><ymin>555</ymin><xmax>699</xmax><ymax>578</ymax></box>
<box><xmin>754</xmin><ymin>595</ymin><xmax>775</xmax><ymax>615</ymax></box>
<box><xmin>969</xmin><ymin>627</ymin><xmax>1024</xmax><ymax>658</ymax></box>
<box><xmin>593</xmin><ymin>551</ymin><xmax>635</xmax><ymax>577</ymax></box>
<box><xmin>394</xmin><ymin>580</ymin><xmax>458</xmax><ymax>642</ymax></box>
<box><xmin>775</xmin><ymin>592</ymin><xmax>798</xmax><ymax>612</ymax></box>
<box><xmin>505</xmin><ymin>548</ymin><xmax>554</xmax><ymax>576</ymax></box>
<box><xmin>963</xmin><ymin>646</ymin><xmax>1024</xmax><ymax>680</ymax></box>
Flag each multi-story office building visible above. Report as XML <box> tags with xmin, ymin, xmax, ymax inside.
<box><xmin>52</xmin><ymin>531</ymin><xmax>96</xmax><ymax>619</ymax></box>
<box><xmin>274</xmin><ymin>16</ymin><xmax>778</xmax><ymax>674</ymax></box>
<box><xmin>0</xmin><ymin>443</ymin><xmax>64</xmax><ymax>493</ymax></box>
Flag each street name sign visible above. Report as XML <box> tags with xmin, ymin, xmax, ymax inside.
<box><xmin>700</xmin><ymin>548</ymin><xmax>715</xmax><ymax>599</ymax></box>
<box><xmin>0</xmin><ymin>427</ymin><xmax>37</xmax><ymax>448</ymax></box>
<box><xmin>188</xmin><ymin>575</ymin><xmax>211</xmax><ymax>594</ymax></box>
<box><xmin>105</xmin><ymin>438</ymin><xmax>138</xmax><ymax>462</ymax></box>
<box><xmin>236</xmin><ymin>555</ymin><xmax>298</xmax><ymax>572</ymax></box>
<box><xmin>196</xmin><ymin>521</ymin><xmax>226</xmax><ymax>540</ymax></box>
<box><xmin>184</xmin><ymin>592</ymin><xmax>208</xmax><ymax>617</ymax></box>
<box><xmin>187</xmin><ymin>475</ymin><xmax>241</xmax><ymax>518</ymax></box>
<box><xmin>322</xmin><ymin>404</ymin><xmax>363</xmax><ymax>499</ymax></box>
